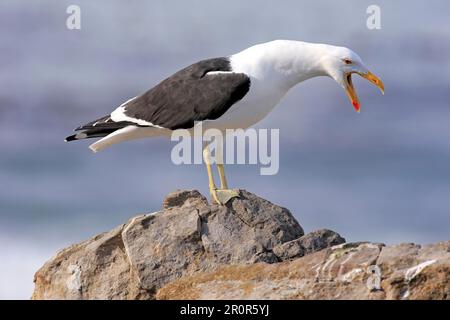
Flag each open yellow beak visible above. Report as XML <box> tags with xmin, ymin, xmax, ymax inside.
<box><xmin>345</xmin><ymin>71</ymin><xmax>384</xmax><ymax>113</ymax></box>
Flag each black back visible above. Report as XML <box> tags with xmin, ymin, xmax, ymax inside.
<box><xmin>122</xmin><ymin>57</ymin><xmax>250</xmax><ymax>129</ymax></box>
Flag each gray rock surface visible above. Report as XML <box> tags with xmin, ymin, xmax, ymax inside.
<box><xmin>33</xmin><ymin>189</ymin><xmax>313</xmax><ymax>299</ymax></box>
<box><xmin>273</xmin><ymin>229</ymin><xmax>345</xmax><ymax>260</ymax></box>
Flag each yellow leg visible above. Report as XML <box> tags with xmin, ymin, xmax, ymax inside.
<box><xmin>203</xmin><ymin>144</ymin><xmax>239</xmax><ymax>205</ymax></box>
<box><xmin>216</xmin><ymin>146</ymin><xmax>228</xmax><ymax>189</ymax></box>
<box><xmin>203</xmin><ymin>145</ymin><xmax>220</xmax><ymax>205</ymax></box>
<box><xmin>217</xmin><ymin>164</ymin><xmax>228</xmax><ymax>189</ymax></box>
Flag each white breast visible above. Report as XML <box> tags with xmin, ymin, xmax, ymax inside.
<box><xmin>203</xmin><ymin>46</ymin><xmax>292</xmax><ymax>131</ymax></box>
<box><xmin>204</xmin><ymin>82</ymin><xmax>286</xmax><ymax>131</ymax></box>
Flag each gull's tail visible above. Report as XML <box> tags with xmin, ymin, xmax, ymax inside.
<box><xmin>65</xmin><ymin>115</ymin><xmax>167</xmax><ymax>152</ymax></box>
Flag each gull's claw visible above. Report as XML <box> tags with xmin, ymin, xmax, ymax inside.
<box><xmin>210</xmin><ymin>188</ymin><xmax>240</xmax><ymax>205</ymax></box>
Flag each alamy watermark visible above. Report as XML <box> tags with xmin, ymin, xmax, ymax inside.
<box><xmin>170</xmin><ymin>123</ymin><xmax>280</xmax><ymax>176</ymax></box>
<box><xmin>366</xmin><ymin>5</ymin><xmax>381</xmax><ymax>30</ymax></box>
<box><xmin>66</xmin><ymin>5</ymin><xmax>81</xmax><ymax>30</ymax></box>
<box><xmin>366</xmin><ymin>265</ymin><xmax>382</xmax><ymax>291</ymax></box>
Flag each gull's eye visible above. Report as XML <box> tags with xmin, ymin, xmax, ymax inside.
<box><xmin>343</xmin><ymin>58</ymin><xmax>353</xmax><ymax>65</ymax></box>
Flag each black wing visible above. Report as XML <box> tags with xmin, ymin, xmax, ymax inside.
<box><xmin>66</xmin><ymin>57</ymin><xmax>250</xmax><ymax>141</ymax></box>
<box><xmin>120</xmin><ymin>57</ymin><xmax>251</xmax><ymax>129</ymax></box>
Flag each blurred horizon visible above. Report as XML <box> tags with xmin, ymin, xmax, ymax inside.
<box><xmin>1</xmin><ymin>0</ymin><xmax>450</xmax><ymax>298</ymax></box>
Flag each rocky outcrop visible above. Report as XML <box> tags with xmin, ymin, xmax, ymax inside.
<box><xmin>33</xmin><ymin>190</ymin><xmax>321</xmax><ymax>299</ymax></box>
<box><xmin>157</xmin><ymin>241</ymin><xmax>450</xmax><ymax>300</ymax></box>
<box><xmin>32</xmin><ymin>190</ymin><xmax>449</xmax><ymax>300</ymax></box>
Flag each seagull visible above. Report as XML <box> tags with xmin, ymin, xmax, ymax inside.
<box><xmin>65</xmin><ymin>40</ymin><xmax>384</xmax><ymax>205</ymax></box>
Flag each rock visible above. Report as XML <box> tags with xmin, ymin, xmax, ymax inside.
<box><xmin>32</xmin><ymin>225</ymin><xmax>148</xmax><ymax>300</ymax></box>
<box><xmin>32</xmin><ymin>189</ymin><xmax>450</xmax><ymax>300</ymax></box>
<box><xmin>162</xmin><ymin>189</ymin><xmax>207</xmax><ymax>209</ymax></box>
<box><xmin>33</xmin><ymin>189</ymin><xmax>305</xmax><ymax>299</ymax></box>
<box><xmin>377</xmin><ymin>242</ymin><xmax>450</xmax><ymax>299</ymax></box>
<box><xmin>273</xmin><ymin>229</ymin><xmax>346</xmax><ymax>260</ymax></box>
<box><xmin>157</xmin><ymin>241</ymin><xmax>450</xmax><ymax>300</ymax></box>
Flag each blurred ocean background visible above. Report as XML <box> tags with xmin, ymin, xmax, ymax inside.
<box><xmin>1</xmin><ymin>0</ymin><xmax>449</xmax><ymax>299</ymax></box>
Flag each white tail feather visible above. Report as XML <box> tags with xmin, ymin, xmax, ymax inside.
<box><xmin>89</xmin><ymin>126</ymin><xmax>169</xmax><ymax>153</ymax></box>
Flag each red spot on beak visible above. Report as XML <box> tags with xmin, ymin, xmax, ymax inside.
<box><xmin>352</xmin><ymin>101</ymin><xmax>360</xmax><ymax>113</ymax></box>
